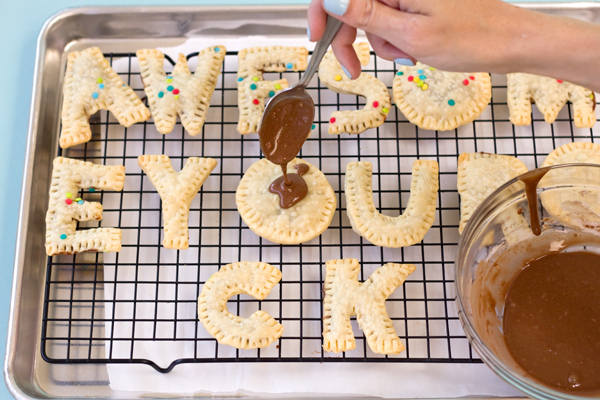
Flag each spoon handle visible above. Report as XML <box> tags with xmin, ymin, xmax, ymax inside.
<box><xmin>297</xmin><ymin>15</ymin><xmax>343</xmax><ymax>88</ymax></box>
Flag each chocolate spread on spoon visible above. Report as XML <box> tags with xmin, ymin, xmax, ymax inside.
<box><xmin>258</xmin><ymin>87</ymin><xmax>315</xmax><ymax>209</ymax></box>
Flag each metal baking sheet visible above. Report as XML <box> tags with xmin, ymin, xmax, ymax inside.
<box><xmin>6</xmin><ymin>4</ymin><xmax>600</xmax><ymax>399</ymax></box>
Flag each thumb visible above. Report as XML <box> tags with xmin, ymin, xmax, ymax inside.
<box><xmin>323</xmin><ymin>0</ymin><xmax>411</xmax><ymax>42</ymax></box>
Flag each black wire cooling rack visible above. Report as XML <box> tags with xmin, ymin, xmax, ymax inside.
<box><xmin>41</xmin><ymin>49</ymin><xmax>599</xmax><ymax>373</ymax></box>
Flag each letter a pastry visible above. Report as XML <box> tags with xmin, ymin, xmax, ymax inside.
<box><xmin>319</xmin><ymin>43</ymin><xmax>391</xmax><ymax>134</ymax></box>
<box><xmin>236</xmin><ymin>158</ymin><xmax>336</xmax><ymax>244</ymax></box>
<box><xmin>457</xmin><ymin>153</ymin><xmax>528</xmax><ymax>234</ymax></box>
<box><xmin>539</xmin><ymin>142</ymin><xmax>600</xmax><ymax>218</ymax></box>
<box><xmin>237</xmin><ymin>46</ymin><xmax>308</xmax><ymax>134</ymax></box>
<box><xmin>138</xmin><ymin>155</ymin><xmax>217</xmax><ymax>249</ymax></box>
<box><xmin>393</xmin><ymin>63</ymin><xmax>491</xmax><ymax>130</ymax></box>
<box><xmin>198</xmin><ymin>262</ymin><xmax>283</xmax><ymax>349</ymax></box>
<box><xmin>345</xmin><ymin>160</ymin><xmax>439</xmax><ymax>247</ymax></box>
<box><xmin>323</xmin><ymin>259</ymin><xmax>415</xmax><ymax>354</ymax></box>
<box><xmin>60</xmin><ymin>47</ymin><xmax>151</xmax><ymax>149</ymax></box>
<box><xmin>507</xmin><ymin>73</ymin><xmax>596</xmax><ymax>128</ymax></box>
<box><xmin>137</xmin><ymin>46</ymin><xmax>226</xmax><ymax>135</ymax></box>
<box><xmin>45</xmin><ymin>157</ymin><xmax>125</xmax><ymax>255</ymax></box>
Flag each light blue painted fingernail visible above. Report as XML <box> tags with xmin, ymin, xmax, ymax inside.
<box><xmin>324</xmin><ymin>0</ymin><xmax>349</xmax><ymax>16</ymax></box>
<box><xmin>394</xmin><ymin>58</ymin><xmax>415</xmax><ymax>66</ymax></box>
<box><xmin>307</xmin><ymin>25</ymin><xmax>311</xmax><ymax>41</ymax></box>
<box><xmin>341</xmin><ymin>65</ymin><xmax>352</xmax><ymax>78</ymax></box>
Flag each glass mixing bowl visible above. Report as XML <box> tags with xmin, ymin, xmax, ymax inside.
<box><xmin>455</xmin><ymin>163</ymin><xmax>600</xmax><ymax>400</ymax></box>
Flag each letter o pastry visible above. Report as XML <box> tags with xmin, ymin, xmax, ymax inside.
<box><xmin>198</xmin><ymin>262</ymin><xmax>283</xmax><ymax>349</ymax></box>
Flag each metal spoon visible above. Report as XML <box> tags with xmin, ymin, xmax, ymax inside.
<box><xmin>258</xmin><ymin>15</ymin><xmax>343</xmax><ymax>166</ymax></box>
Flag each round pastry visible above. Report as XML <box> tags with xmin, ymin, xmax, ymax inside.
<box><xmin>236</xmin><ymin>158</ymin><xmax>336</xmax><ymax>244</ymax></box>
<box><xmin>393</xmin><ymin>62</ymin><xmax>492</xmax><ymax>131</ymax></box>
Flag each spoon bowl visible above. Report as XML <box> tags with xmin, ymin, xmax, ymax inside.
<box><xmin>258</xmin><ymin>15</ymin><xmax>343</xmax><ymax>166</ymax></box>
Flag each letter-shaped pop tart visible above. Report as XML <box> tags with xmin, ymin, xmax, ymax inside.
<box><xmin>345</xmin><ymin>160</ymin><xmax>439</xmax><ymax>248</ymax></box>
<box><xmin>198</xmin><ymin>262</ymin><xmax>284</xmax><ymax>349</ymax></box>
<box><xmin>137</xmin><ymin>46</ymin><xmax>226</xmax><ymax>135</ymax></box>
<box><xmin>138</xmin><ymin>155</ymin><xmax>217</xmax><ymax>250</ymax></box>
<box><xmin>45</xmin><ymin>157</ymin><xmax>125</xmax><ymax>255</ymax></box>
<box><xmin>319</xmin><ymin>43</ymin><xmax>391</xmax><ymax>134</ymax></box>
<box><xmin>507</xmin><ymin>73</ymin><xmax>596</xmax><ymax>128</ymax></box>
<box><xmin>237</xmin><ymin>46</ymin><xmax>308</xmax><ymax>134</ymax></box>
<box><xmin>323</xmin><ymin>259</ymin><xmax>415</xmax><ymax>354</ymax></box>
<box><xmin>60</xmin><ymin>47</ymin><xmax>150</xmax><ymax>148</ymax></box>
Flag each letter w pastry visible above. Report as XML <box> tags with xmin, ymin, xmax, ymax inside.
<box><xmin>138</xmin><ymin>155</ymin><xmax>217</xmax><ymax>249</ymax></box>
<box><xmin>323</xmin><ymin>259</ymin><xmax>415</xmax><ymax>354</ymax></box>
<box><xmin>137</xmin><ymin>46</ymin><xmax>226</xmax><ymax>135</ymax></box>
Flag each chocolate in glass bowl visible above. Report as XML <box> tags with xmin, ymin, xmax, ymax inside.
<box><xmin>456</xmin><ymin>164</ymin><xmax>600</xmax><ymax>400</ymax></box>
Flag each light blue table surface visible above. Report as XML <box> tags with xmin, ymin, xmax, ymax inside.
<box><xmin>0</xmin><ymin>0</ymin><xmax>584</xmax><ymax>398</ymax></box>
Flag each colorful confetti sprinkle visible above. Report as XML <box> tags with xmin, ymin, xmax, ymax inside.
<box><xmin>60</xmin><ymin>234</ymin><xmax>67</xmax><ymax>240</ymax></box>
<box><xmin>419</xmin><ymin>75</ymin><xmax>426</xmax><ymax>80</ymax></box>
<box><xmin>448</xmin><ymin>99</ymin><xmax>456</xmax><ymax>106</ymax></box>
<box><xmin>463</xmin><ymin>79</ymin><xmax>469</xmax><ymax>85</ymax></box>
<box><xmin>78</xmin><ymin>200</ymin><xmax>84</xmax><ymax>205</ymax></box>
<box><xmin>269</xmin><ymin>91</ymin><xmax>275</xmax><ymax>97</ymax></box>
<box><xmin>158</xmin><ymin>91</ymin><xmax>164</xmax><ymax>98</ymax></box>
<box><xmin>173</xmin><ymin>89</ymin><xmax>180</xmax><ymax>95</ymax></box>
<box><xmin>382</xmin><ymin>107</ymin><xmax>389</xmax><ymax>113</ymax></box>
<box><xmin>312</xmin><ymin>124</ymin><xmax>316</xmax><ymax>130</ymax></box>
<box><xmin>557</xmin><ymin>80</ymin><xmax>563</xmax><ymax>83</ymax></box>
<box><xmin>430</xmin><ymin>67</ymin><xmax>435</xmax><ymax>70</ymax></box>
<box><xmin>286</xmin><ymin>63</ymin><xmax>293</xmax><ymax>69</ymax></box>
<box><xmin>250</xmin><ymin>84</ymin><xmax>257</xmax><ymax>90</ymax></box>
<box><xmin>98</xmin><ymin>83</ymin><xmax>105</xmax><ymax>89</ymax></box>
<box><xmin>417</xmin><ymin>69</ymin><xmax>423</xmax><ymax>74</ymax></box>
<box><xmin>408</xmin><ymin>76</ymin><xmax>414</xmax><ymax>82</ymax></box>
<box><xmin>252</xmin><ymin>77</ymin><xmax>259</xmax><ymax>82</ymax></box>
<box><xmin>330</xmin><ymin>117</ymin><xmax>336</xmax><ymax>123</ymax></box>
<box><xmin>418</xmin><ymin>81</ymin><xmax>424</xmax><ymax>87</ymax></box>
<box><xmin>97</xmin><ymin>78</ymin><xmax>103</xmax><ymax>84</ymax></box>
<box><xmin>397</xmin><ymin>71</ymin><xmax>404</xmax><ymax>76</ymax></box>
<box><xmin>274</xmin><ymin>83</ymin><xmax>282</xmax><ymax>90</ymax></box>
<box><xmin>66</xmin><ymin>192</ymin><xmax>72</xmax><ymax>199</ymax></box>
<box><xmin>92</xmin><ymin>92</ymin><xmax>99</xmax><ymax>99</ymax></box>
<box><xmin>334</xmin><ymin>74</ymin><xmax>342</xmax><ymax>81</ymax></box>
<box><xmin>237</xmin><ymin>77</ymin><xmax>243</xmax><ymax>82</ymax></box>
<box><xmin>214</xmin><ymin>47</ymin><xmax>220</xmax><ymax>52</ymax></box>
<box><xmin>175</xmin><ymin>95</ymin><xmax>179</xmax><ymax>99</ymax></box>
<box><xmin>166</xmin><ymin>78</ymin><xmax>173</xmax><ymax>84</ymax></box>
<box><xmin>75</xmin><ymin>198</ymin><xmax>82</xmax><ymax>202</ymax></box>
<box><xmin>253</xmin><ymin>99</ymin><xmax>259</xmax><ymax>105</ymax></box>
<box><xmin>373</xmin><ymin>101</ymin><xmax>379</xmax><ymax>108</ymax></box>
<box><xmin>65</xmin><ymin>199</ymin><xmax>72</xmax><ymax>205</ymax></box>
<box><xmin>469</xmin><ymin>76</ymin><xmax>475</xmax><ymax>80</ymax></box>
<box><xmin>167</xmin><ymin>85</ymin><xmax>174</xmax><ymax>91</ymax></box>
<box><xmin>89</xmin><ymin>188</ymin><xmax>96</xmax><ymax>192</ymax></box>
<box><xmin>422</xmin><ymin>84</ymin><xmax>429</xmax><ymax>91</ymax></box>
<box><xmin>414</xmin><ymin>77</ymin><xmax>420</xmax><ymax>83</ymax></box>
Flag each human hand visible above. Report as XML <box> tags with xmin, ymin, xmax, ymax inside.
<box><xmin>307</xmin><ymin>0</ymin><xmax>600</xmax><ymax>91</ymax></box>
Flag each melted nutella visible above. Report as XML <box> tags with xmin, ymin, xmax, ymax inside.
<box><xmin>519</xmin><ymin>167</ymin><xmax>550</xmax><ymax>236</ymax></box>
<box><xmin>503</xmin><ymin>251</ymin><xmax>600</xmax><ymax>392</ymax></box>
<box><xmin>259</xmin><ymin>87</ymin><xmax>314</xmax><ymax>207</ymax></box>
<box><xmin>269</xmin><ymin>164</ymin><xmax>310</xmax><ymax>209</ymax></box>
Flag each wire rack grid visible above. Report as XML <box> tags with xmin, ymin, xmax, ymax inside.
<box><xmin>41</xmin><ymin>48</ymin><xmax>599</xmax><ymax>374</ymax></box>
